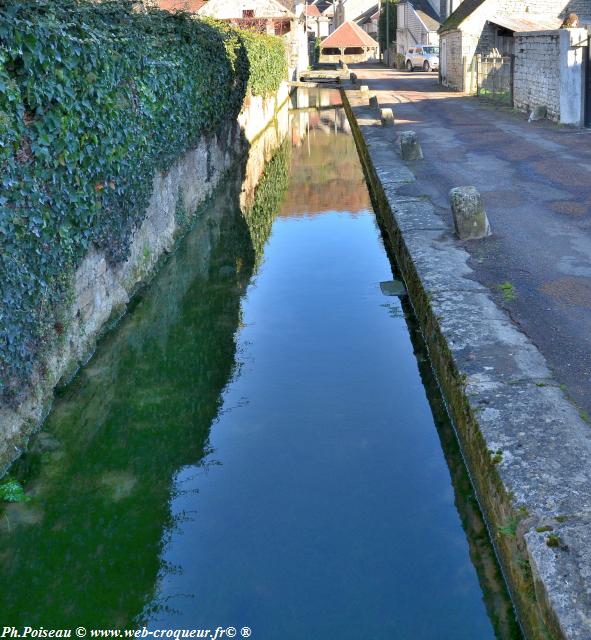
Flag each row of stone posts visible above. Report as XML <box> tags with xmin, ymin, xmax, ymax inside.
<box><xmin>362</xmin><ymin>86</ymin><xmax>491</xmax><ymax>240</ymax></box>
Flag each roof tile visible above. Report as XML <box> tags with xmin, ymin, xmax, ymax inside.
<box><xmin>320</xmin><ymin>20</ymin><xmax>379</xmax><ymax>48</ymax></box>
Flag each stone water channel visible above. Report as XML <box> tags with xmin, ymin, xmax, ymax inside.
<box><xmin>1</xmin><ymin>89</ymin><xmax>521</xmax><ymax>639</ymax></box>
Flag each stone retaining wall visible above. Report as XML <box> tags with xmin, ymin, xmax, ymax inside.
<box><xmin>0</xmin><ymin>84</ymin><xmax>290</xmax><ymax>473</ymax></box>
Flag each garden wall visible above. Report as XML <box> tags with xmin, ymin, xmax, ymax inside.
<box><xmin>513</xmin><ymin>28</ymin><xmax>586</xmax><ymax>125</ymax></box>
<box><xmin>0</xmin><ymin>0</ymin><xmax>289</xmax><ymax>471</ymax></box>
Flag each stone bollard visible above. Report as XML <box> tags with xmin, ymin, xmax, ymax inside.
<box><xmin>380</xmin><ymin>108</ymin><xmax>395</xmax><ymax>126</ymax></box>
<box><xmin>360</xmin><ymin>85</ymin><xmax>369</xmax><ymax>94</ymax></box>
<box><xmin>369</xmin><ymin>95</ymin><xmax>379</xmax><ymax>109</ymax></box>
<box><xmin>350</xmin><ymin>72</ymin><xmax>357</xmax><ymax>84</ymax></box>
<box><xmin>449</xmin><ymin>187</ymin><xmax>491</xmax><ymax>240</ymax></box>
<box><xmin>399</xmin><ymin>131</ymin><xmax>423</xmax><ymax>161</ymax></box>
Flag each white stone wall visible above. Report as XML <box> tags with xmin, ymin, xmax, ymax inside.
<box><xmin>513</xmin><ymin>28</ymin><xmax>586</xmax><ymax>124</ymax></box>
<box><xmin>440</xmin><ymin>30</ymin><xmax>467</xmax><ymax>89</ymax></box>
<box><xmin>0</xmin><ymin>85</ymin><xmax>291</xmax><ymax>472</ymax></box>
<box><xmin>513</xmin><ymin>31</ymin><xmax>561</xmax><ymax>119</ymax></box>
<box><xmin>199</xmin><ymin>0</ymin><xmax>293</xmax><ymax>19</ymax></box>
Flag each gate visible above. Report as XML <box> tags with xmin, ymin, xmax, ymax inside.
<box><xmin>475</xmin><ymin>54</ymin><xmax>514</xmax><ymax>105</ymax></box>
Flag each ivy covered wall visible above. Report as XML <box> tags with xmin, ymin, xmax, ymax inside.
<box><xmin>0</xmin><ymin>0</ymin><xmax>287</xmax><ymax>403</ymax></box>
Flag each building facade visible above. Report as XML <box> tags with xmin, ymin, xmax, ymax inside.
<box><xmin>438</xmin><ymin>0</ymin><xmax>591</xmax><ymax>125</ymax></box>
<box><xmin>396</xmin><ymin>0</ymin><xmax>441</xmax><ymax>53</ymax></box>
<box><xmin>198</xmin><ymin>0</ymin><xmax>310</xmax><ymax>78</ymax></box>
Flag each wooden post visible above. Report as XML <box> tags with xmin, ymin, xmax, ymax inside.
<box><xmin>476</xmin><ymin>54</ymin><xmax>481</xmax><ymax>96</ymax></box>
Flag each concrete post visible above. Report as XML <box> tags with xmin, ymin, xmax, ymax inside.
<box><xmin>369</xmin><ymin>95</ymin><xmax>379</xmax><ymax>109</ymax></box>
<box><xmin>380</xmin><ymin>108</ymin><xmax>395</xmax><ymax>125</ymax></box>
<box><xmin>449</xmin><ymin>187</ymin><xmax>491</xmax><ymax>239</ymax></box>
<box><xmin>399</xmin><ymin>131</ymin><xmax>423</xmax><ymax>160</ymax></box>
<box><xmin>360</xmin><ymin>85</ymin><xmax>369</xmax><ymax>94</ymax></box>
<box><xmin>559</xmin><ymin>28</ymin><xmax>587</xmax><ymax>126</ymax></box>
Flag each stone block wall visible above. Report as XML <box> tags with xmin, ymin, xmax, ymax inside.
<box><xmin>441</xmin><ymin>30</ymin><xmax>464</xmax><ymax>89</ymax></box>
<box><xmin>513</xmin><ymin>31</ymin><xmax>561</xmax><ymax>119</ymax></box>
<box><xmin>513</xmin><ymin>28</ymin><xmax>586</xmax><ymax>124</ymax></box>
<box><xmin>441</xmin><ymin>30</ymin><xmax>479</xmax><ymax>91</ymax></box>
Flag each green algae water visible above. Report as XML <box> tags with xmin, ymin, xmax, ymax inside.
<box><xmin>0</xmin><ymin>91</ymin><xmax>521</xmax><ymax>639</ymax></box>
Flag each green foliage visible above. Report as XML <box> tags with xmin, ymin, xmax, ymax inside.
<box><xmin>0</xmin><ymin>477</ymin><xmax>29</xmax><ymax>503</ymax></box>
<box><xmin>0</xmin><ymin>0</ymin><xmax>287</xmax><ymax>401</ymax></box>
<box><xmin>535</xmin><ymin>525</ymin><xmax>553</xmax><ymax>533</ymax></box>
<box><xmin>243</xmin><ymin>140</ymin><xmax>290</xmax><ymax>270</ymax></box>
<box><xmin>240</xmin><ymin>29</ymin><xmax>288</xmax><ymax>98</ymax></box>
<box><xmin>201</xmin><ymin>18</ymin><xmax>286</xmax><ymax>99</ymax></box>
<box><xmin>497</xmin><ymin>516</ymin><xmax>518</xmax><ymax>537</ymax></box>
<box><xmin>314</xmin><ymin>37</ymin><xmax>321</xmax><ymax>65</ymax></box>
<box><xmin>497</xmin><ymin>281</ymin><xmax>516</xmax><ymax>301</ymax></box>
<box><xmin>378</xmin><ymin>0</ymin><xmax>398</xmax><ymax>52</ymax></box>
<box><xmin>545</xmin><ymin>534</ymin><xmax>562</xmax><ymax>548</ymax></box>
<box><xmin>490</xmin><ymin>449</ymin><xmax>503</xmax><ymax>465</ymax></box>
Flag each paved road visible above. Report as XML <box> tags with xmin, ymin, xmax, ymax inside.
<box><xmin>353</xmin><ymin>65</ymin><xmax>591</xmax><ymax>415</ymax></box>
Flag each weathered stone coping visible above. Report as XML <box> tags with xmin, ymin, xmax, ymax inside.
<box><xmin>342</xmin><ymin>89</ymin><xmax>591</xmax><ymax>640</ymax></box>
<box><xmin>0</xmin><ymin>84</ymin><xmax>291</xmax><ymax>475</ymax></box>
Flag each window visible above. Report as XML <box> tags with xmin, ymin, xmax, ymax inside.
<box><xmin>242</xmin><ymin>9</ymin><xmax>254</xmax><ymax>17</ymax></box>
<box><xmin>422</xmin><ymin>46</ymin><xmax>439</xmax><ymax>55</ymax></box>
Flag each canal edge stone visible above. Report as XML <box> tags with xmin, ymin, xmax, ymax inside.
<box><xmin>341</xmin><ymin>87</ymin><xmax>591</xmax><ymax>640</ymax></box>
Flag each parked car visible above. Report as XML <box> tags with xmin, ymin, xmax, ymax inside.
<box><xmin>405</xmin><ymin>45</ymin><xmax>439</xmax><ymax>72</ymax></box>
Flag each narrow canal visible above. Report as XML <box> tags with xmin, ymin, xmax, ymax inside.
<box><xmin>0</xmin><ymin>90</ymin><xmax>520</xmax><ymax>639</ymax></box>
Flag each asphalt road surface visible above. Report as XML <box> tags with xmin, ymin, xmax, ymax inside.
<box><xmin>353</xmin><ymin>65</ymin><xmax>591</xmax><ymax>416</ymax></box>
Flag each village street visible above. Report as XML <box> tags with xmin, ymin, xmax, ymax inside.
<box><xmin>352</xmin><ymin>64</ymin><xmax>591</xmax><ymax>416</ymax></box>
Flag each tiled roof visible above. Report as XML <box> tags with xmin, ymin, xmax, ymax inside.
<box><xmin>304</xmin><ymin>3</ymin><xmax>322</xmax><ymax>16</ymax></box>
<box><xmin>314</xmin><ymin>0</ymin><xmax>333</xmax><ymax>11</ymax></box>
<box><xmin>155</xmin><ymin>0</ymin><xmax>206</xmax><ymax>11</ymax></box>
<box><xmin>400</xmin><ymin>0</ymin><xmax>440</xmax><ymax>24</ymax></box>
<box><xmin>488</xmin><ymin>13</ymin><xmax>562</xmax><ymax>31</ymax></box>
<box><xmin>320</xmin><ymin>20</ymin><xmax>379</xmax><ymax>48</ymax></box>
<box><xmin>355</xmin><ymin>4</ymin><xmax>379</xmax><ymax>25</ymax></box>
<box><xmin>416</xmin><ymin>9</ymin><xmax>440</xmax><ymax>30</ymax></box>
<box><xmin>439</xmin><ymin>0</ymin><xmax>486</xmax><ymax>32</ymax></box>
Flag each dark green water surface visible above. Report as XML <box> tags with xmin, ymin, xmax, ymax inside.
<box><xmin>0</xmin><ymin>93</ymin><xmax>521</xmax><ymax>639</ymax></box>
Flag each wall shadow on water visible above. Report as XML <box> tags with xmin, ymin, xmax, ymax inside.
<box><xmin>0</xmin><ymin>120</ymin><xmax>291</xmax><ymax>627</ymax></box>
